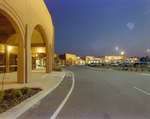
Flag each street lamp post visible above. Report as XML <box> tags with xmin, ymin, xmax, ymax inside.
<box><xmin>148</xmin><ymin>49</ymin><xmax>149</xmax><ymax>63</ymax></box>
<box><xmin>115</xmin><ymin>47</ymin><xmax>118</xmax><ymax>63</ymax></box>
<box><xmin>109</xmin><ymin>57</ymin><xmax>111</xmax><ymax>64</ymax></box>
<box><xmin>116</xmin><ymin>47</ymin><xmax>118</xmax><ymax>56</ymax></box>
<box><xmin>121</xmin><ymin>52</ymin><xmax>125</xmax><ymax>63</ymax></box>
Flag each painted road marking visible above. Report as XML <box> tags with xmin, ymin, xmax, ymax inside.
<box><xmin>134</xmin><ymin>87</ymin><xmax>150</xmax><ymax>96</ymax></box>
<box><xmin>50</xmin><ymin>71</ymin><xmax>75</xmax><ymax>119</ymax></box>
<box><xmin>66</xmin><ymin>74</ymin><xmax>72</xmax><ymax>77</ymax></box>
<box><xmin>141</xmin><ymin>73</ymin><xmax>150</xmax><ymax>77</ymax></box>
<box><xmin>41</xmin><ymin>75</ymin><xmax>48</xmax><ymax>78</ymax></box>
<box><xmin>66</xmin><ymin>73</ymin><xmax>72</xmax><ymax>77</ymax></box>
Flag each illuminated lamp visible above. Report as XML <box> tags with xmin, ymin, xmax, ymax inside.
<box><xmin>38</xmin><ymin>49</ymin><xmax>42</xmax><ymax>52</ymax></box>
<box><xmin>8</xmin><ymin>46</ymin><xmax>12</xmax><ymax>50</ymax></box>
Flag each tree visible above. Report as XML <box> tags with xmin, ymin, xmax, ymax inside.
<box><xmin>54</xmin><ymin>58</ymin><xmax>60</xmax><ymax>66</ymax></box>
<box><xmin>140</xmin><ymin>56</ymin><xmax>150</xmax><ymax>62</ymax></box>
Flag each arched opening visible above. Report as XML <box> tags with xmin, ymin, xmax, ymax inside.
<box><xmin>31</xmin><ymin>25</ymin><xmax>47</xmax><ymax>71</ymax></box>
<box><xmin>0</xmin><ymin>12</ymin><xmax>18</xmax><ymax>74</ymax></box>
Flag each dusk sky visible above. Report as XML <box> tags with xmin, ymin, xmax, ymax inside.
<box><xmin>44</xmin><ymin>0</ymin><xmax>150</xmax><ymax>58</ymax></box>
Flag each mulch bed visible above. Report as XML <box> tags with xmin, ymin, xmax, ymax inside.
<box><xmin>0</xmin><ymin>88</ymin><xmax>42</xmax><ymax>114</ymax></box>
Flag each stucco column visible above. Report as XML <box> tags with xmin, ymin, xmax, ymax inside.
<box><xmin>25</xmin><ymin>25</ymin><xmax>31</xmax><ymax>83</ymax></box>
<box><xmin>25</xmin><ymin>47</ymin><xmax>32</xmax><ymax>83</ymax></box>
<box><xmin>17</xmin><ymin>39</ymin><xmax>25</xmax><ymax>84</ymax></box>
<box><xmin>40</xmin><ymin>58</ymin><xmax>42</xmax><ymax>67</ymax></box>
<box><xmin>52</xmin><ymin>26</ymin><xmax>54</xmax><ymax>69</ymax></box>
<box><xmin>35</xmin><ymin>55</ymin><xmax>37</xmax><ymax>69</ymax></box>
<box><xmin>46</xmin><ymin>44</ymin><xmax>52</xmax><ymax>73</ymax></box>
<box><xmin>5</xmin><ymin>45</ymin><xmax>9</xmax><ymax>73</ymax></box>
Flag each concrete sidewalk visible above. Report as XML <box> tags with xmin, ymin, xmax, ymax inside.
<box><xmin>0</xmin><ymin>67</ymin><xmax>66</xmax><ymax>119</ymax></box>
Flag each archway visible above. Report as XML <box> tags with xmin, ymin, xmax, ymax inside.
<box><xmin>0</xmin><ymin>10</ymin><xmax>25</xmax><ymax>83</ymax></box>
<box><xmin>0</xmin><ymin>12</ymin><xmax>18</xmax><ymax>73</ymax></box>
<box><xmin>31</xmin><ymin>25</ymin><xmax>48</xmax><ymax>72</ymax></box>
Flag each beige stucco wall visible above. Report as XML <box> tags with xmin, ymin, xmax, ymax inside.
<box><xmin>8</xmin><ymin>46</ymin><xmax>18</xmax><ymax>54</ymax></box>
<box><xmin>54</xmin><ymin>54</ymin><xmax>59</xmax><ymax>58</ymax></box>
<box><xmin>85</xmin><ymin>56</ymin><xmax>94</xmax><ymax>61</ymax></box>
<box><xmin>65</xmin><ymin>53</ymin><xmax>76</xmax><ymax>61</ymax></box>
<box><xmin>31</xmin><ymin>47</ymin><xmax>46</xmax><ymax>54</ymax></box>
<box><xmin>0</xmin><ymin>0</ymin><xmax>54</xmax><ymax>83</ymax></box>
<box><xmin>0</xmin><ymin>44</ymin><xmax>5</xmax><ymax>53</ymax></box>
<box><xmin>65</xmin><ymin>53</ymin><xmax>76</xmax><ymax>65</ymax></box>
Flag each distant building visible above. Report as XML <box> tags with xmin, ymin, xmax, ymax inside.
<box><xmin>102</xmin><ymin>56</ymin><xmax>140</xmax><ymax>63</ymax></box>
<box><xmin>80</xmin><ymin>56</ymin><xmax>95</xmax><ymax>64</ymax></box>
<box><xmin>126</xmin><ymin>57</ymin><xmax>140</xmax><ymax>63</ymax></box>
<box><xmin>102</xmin><ymin>56</ymin><xmax>125</xmax><ymax>63</ymax></box>
<box><xmin>76</xmin><ymin>57</ymin><xmax>85</xmax><ymax>65</ymax></box>
<box><xmin>54</xmin><ymin>53</ymin><xmax>140</xmax><ymax>66</ymax></box>
<box><xmin>59</xmin><ymin>53</ymin><xmax>76</xmax><ymax>65</ymax></box>
<box><xmin>94</xmin><ymin>57</ymin><xmax>103</xmax><ymax>63</ymax></box>
<box><xmin>54</xmin><ymin>54</ymin><xmax>65</xmax><ymax>66</ymax></box>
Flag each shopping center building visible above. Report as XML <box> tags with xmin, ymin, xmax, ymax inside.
<box><xmin>0</xmin><ymin>0</ymin><xmax>54</xmax><ymax>84</ymax></box>
<box><xmin>54</xmin><ymin>54</ymin><xmax>140</xmax><ymax>66</ymax></box>
<box><xmin>102</xmin><ymin>56</ymin><xmax>139</xmax><ymax>64</ymax></box>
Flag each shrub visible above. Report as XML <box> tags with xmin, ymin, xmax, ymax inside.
<box><xmin>148</xmin><ymin>67</ymin><xmax>150</xmax><ymax>72</ymax></box>
<box><xmin>141</xmin><ymin>68</ymin><xmax>144</xmax><ymax>72</ymax></box>
<box><xmin>85</xmin><ymin>64</ymin><xmax>89</xmax><ymax>66</ymax></box>
<box><xmin>135</xmin><ymin>66</ymin><xmax>138</xmax><ymax>72</ymax></box>
<box><xmin>0</xmin><ymin>91</ymin><xmax>4</xmax><ymax>101</ymax></box>
<box><xmin>4</xmin><ymin>88</ymin><xmax>16</xmax><ymax>94</ymax></box>
<box><xmin>21</xmin><ymin>87</ymin><xmax>31</xmax><ymax>94</ymax></box>
<box><xmin>9</xmin><ymin>89</ymin><xmax>22</xmax><ymax>98</ymax></box>
<box><xmin>53</xmin><ymin>67</ymin><xmax>62</xmax><ymax>71</ymax></box>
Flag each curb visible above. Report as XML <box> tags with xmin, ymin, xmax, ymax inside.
<box><xmin>0</xmin><ymin>74</ymin><xmax>66</xmax><ymax>119</ymax></box>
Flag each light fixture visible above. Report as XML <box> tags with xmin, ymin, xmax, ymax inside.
<box><xmin>38</xmin><ymin>49</ymin><xmax>42</xmax><ymax>52</ymax></box>
<box><xmin>8</xmin><ymin>46</ymin><xmax>12</xmax><ymax>50</ymax></box>
<box><xmin>121</xmin><ymin>52</ymin><xmax>124</xmax><ymax>55</ymax></box>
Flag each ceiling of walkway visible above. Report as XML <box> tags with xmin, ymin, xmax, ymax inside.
<box><xmin>0</xmin><ymin>13</ymin><xmax>16</xmax><ymax>34</ymax></box>
<box><xmin>0</xmin><ymin>13</ymin><xmax>45</xmax><ymax>47</ymax></box>
<box><xmin>0</xmin><ymin>13</ymin><xmax>18</xmax><ymax>45</ymax></box>
<box><xmin>31</xmin><ymin>26</ymin><xmax>46</xmax><ymax>47</ymax></box>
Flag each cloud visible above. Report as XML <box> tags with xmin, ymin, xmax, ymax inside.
<box><xmin>126</xmin><ymin>22</ymin><xmax>134</xmax><ymax>30</ymax></box>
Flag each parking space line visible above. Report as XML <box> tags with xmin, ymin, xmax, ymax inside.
<box><xmin>141</xmin><ymin>73</ymin><xmax>150</xmax><ymax>77</ymax></box>
<box><xmin>134</xmin><ymin>87</ymin><xmax>150</xmax><ymax>96</ymax></box>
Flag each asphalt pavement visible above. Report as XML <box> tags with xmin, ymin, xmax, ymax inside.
<box><xmin>17</xmin><ymin>66</ymin><xmax>150</xmax><ymax>119</ymax></box>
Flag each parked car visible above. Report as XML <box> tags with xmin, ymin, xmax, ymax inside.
<box><xmin>133</xmin><ymin>62</ymin><xmax>148</xmax><ymax>67</ymax></box>
<box><xmin>96</xmin><ymin>63</ymin><xmax>103</xmax><ymax>66</ymax></box>
<box><xmin>118</xmin><ymin>63</ymin><xmax>129</xmax><ymax>67</ymax></box>
<box><xmin>111</xmin><ymin>63</ymin><xmax>119</xmax><ymax>67</ymax></box>
<box><xmin>89</xmin><ymin>63</ymin><xmax>102</xmax><ymax>67</ymax></box>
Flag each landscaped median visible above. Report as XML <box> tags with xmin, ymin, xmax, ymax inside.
<box><xmin>0</xmin><ymin>87</ymin><xmax>42</xmax><ymax>114</ymax></box>
<box><xmin>53</xmin><ymin>67</ymin><xmax>63</xmax><ymax>71</ymax></box>
<box><xmin>91</xmin><ymin>65</ymin><xmax>150</xmax><ymax>73</ymax></box>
